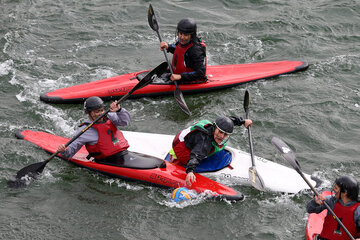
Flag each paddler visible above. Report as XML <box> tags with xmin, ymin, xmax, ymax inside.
<box><xmin>160</xmin><ymin>18</ymin><xmax>206</xmax><ymax>82</ymax></box>
<box><xmin>57</xmin><ymin>96</ymin><xmax>131</xmax><ymax>165</ymax></box>
<box><xmin>306</xmin><ymin>176</ymin><xmax>360</xmax><ymax>240</ymax></box>
<box><xmin>169</xmin><ymin>116</ymin><xmax>252</xmax><ymax>186</ymax></box>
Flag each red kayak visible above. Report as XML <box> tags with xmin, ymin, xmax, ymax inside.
<box><xmin>40</xmin><ymin>60</ymin><xmax>308</xmax><ymax>104</ymax></box>
<box><xmin>15</xmin><ymin>129</ymin><xmax>244</xmax><ymax>201</ymax></box>
<box><xmin>306</xmin><ymin>191</ymin><xmax>332</xmax><ymax>240</ymax></box>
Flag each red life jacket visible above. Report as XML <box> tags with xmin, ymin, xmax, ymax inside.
<box><xmin>320</xmin><ymin>201</ymin><xmax>360</xmax><ymax>240</ymax></box>
<box><xmin>171</xmin><ymin>120</ymin><xmax>225</xmax><ymax>166</ymax></box>
<box><xmin>85</xmin><ymin>119</ymin><xmax>129</xmax><ymax>160</ymax></box>
<box><xmin>171</xmin><ymin>40</ymin><xmax>207</xmax><ymax>76</ymax></box>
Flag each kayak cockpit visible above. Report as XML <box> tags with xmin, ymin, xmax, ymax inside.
<box><xmin>95</xmin><ymin>151</ymin><xmax>166</xmax><ymax>169</ymax></box>
<box><xmin>136</xmin><ymin>70</ymin><xmax>207</xmax><ymax>85</ymax></box>
<box><xmin>164</xmin><ymin>149</ymin><xmax>232</xmax><ymax>172</ymax></box>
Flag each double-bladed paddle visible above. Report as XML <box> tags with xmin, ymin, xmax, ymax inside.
<box><xmin>148</xmin><ymin>4</ymin><xmax>191</xmax><ymax>116</ymax></box>
<box><xmin>271</xmin><ymin>137</ymin><xmax>355</xmax><ymax>240</ymax></box>
<box><xmin>8</xmin><ymin>62</ymin><xmax>168</xmax><ymax>187</ymax></box>
<box><xmin>243</xmin><ymin>90</ymin><xmax>266</xmax><ymax>191</ymax></box>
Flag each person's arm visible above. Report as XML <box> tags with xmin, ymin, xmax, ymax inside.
<box><xmin>354</xmin><ymin>205</ymin><xmax>360</xmax><ymax>229</ymax></box>
<box><xmin>107</xmin><ymin>104</ymin><xmax>131</xmax><ymax>127</ymax></box>
<box><xmin>185</xmin><ymin>132</ymin><xmax>211</xmax><ymax>173</ymax></box>
<box><xmin>229</xmin><ymin>116</ymin><xmax>252</xmax><ymax>128</ymax></box>
<box><xmin>167</xmin><ymin>43</ymin><xmax>176</xmax><ymax>54</ymax></box>
<box><xmin>58</xmin><ymin>126</ymin><xmax>98</xmax><ymax>159</ymax></box>
<box><xmin>306</xmin><ymin>195</ymin><xmax>335</xmax><ymax>214</ymax></box>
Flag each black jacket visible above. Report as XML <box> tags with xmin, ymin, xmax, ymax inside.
<box><xmin>167</xmin><ymin>37</ymin><xmax>206</xmax><ymax>82</ymax></box>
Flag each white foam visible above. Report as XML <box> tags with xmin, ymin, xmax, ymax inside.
<box><xmin>0</xmin><ymin>59</ymin><xmax>14</xmax><ymax>76</ymax></box>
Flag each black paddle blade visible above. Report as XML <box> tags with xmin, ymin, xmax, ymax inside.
<box><xmin>131</xmin><ymin>62</ymin><xmax>168</xmax><ymax>94</ymax></box>
<box><xmin>248</xmin><ymin>166</ymin><xmax>266</xmax><ymax>191</ymax></box>
<box><xmin>7</xmin><ymin>160</ymin><xmax>49</xmax><ymax>188</ymax></box>
<box><xmin>15</xmin><ymin>160</ymin><xmax>49</xmax><ymax>180</ymax></box>
<box><xmin>138</xmin><ymin>62</ymin><xmax>168</xmax><ymax>88</ymax></box>
<box><xmin>271</xmin><ymin>137</ymin><xmax>301</xmax><ymax>173</ymax></box>
<box><xmin>148</xmin><ymin>4</ymin><xmax>159</xmax><ymax>31</ymax></box>
<box><xmin>174</xmin><ymin>85</ymin><xmax>191</xmax><ymax>116</ymax></box>
<box><xmin>244</xmin><ymin>90</ymin><xmax>250</xmax><ymax>113</ymax></box>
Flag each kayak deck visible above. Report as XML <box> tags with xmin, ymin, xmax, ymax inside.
<box><xmin>40</xmin><ymin>60</ymin><xmax>309</xmax><ymax>104</ymax></box>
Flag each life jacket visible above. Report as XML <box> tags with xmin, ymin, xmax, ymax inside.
<box><xmin>320</xmin><ymin>201</ymin><xmax>360</xmax><ymax>240</ymax></box>
<box><xmin>170</xmin><ymin>120</ymin><xmax>225</xmax><ymax>165</ymax></box>
<box><xmin>85</xmin><ymin>119</ymin><xmax>129</xmax><ymax>160</ymax></box>
<box><xmin>171</xmin><ymin>38</ymin><xmax>207</xmax><ymax>76</ymax></box>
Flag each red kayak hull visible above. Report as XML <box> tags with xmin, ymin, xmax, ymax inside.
<box><xmin>306</xmin><ymin>191</ymin><xmax>332</xmax><ymax>240</ymax></box>
<box><xmin>40</xmin><ymin>60</ymin><xmax>308</xmax><ymax>103</ymax></box>
<box><xmin>15</xmin><ymin>130</ymin><xmax>244</xmax><ymax>201</ymax></box>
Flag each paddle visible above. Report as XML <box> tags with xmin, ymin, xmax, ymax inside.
<box><xmin>9</xmin><ymin>62</ymin><xmax>168</xmax><ymax>185</ymax></box>
<box><xmin>243</xmin><ymin>90</ymin><xmax>265</xmax><ymax>191</ymax></box>
<box><xmin>147</xmin><ymin>4</ymin><xmax>191</xmax><ymax>116</ymax></box>
<box><xmin>271</xmin><ymin>137</ymin><xmax>355</xmax><ymax>240</ymax></box>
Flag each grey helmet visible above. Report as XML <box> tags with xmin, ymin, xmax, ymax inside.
<box><xmin>84</xmin><ymin>96</ymin><xmax>105</xmax><ymax>113</ymax></box>
<box><xmin>213</xmin><ymin>116</ymin><xmax>233</xmax><ymax>146</ymax></box>
<box><xmin>214</xmin><ymin>116</ymin><xmax>234</xmax><ymax>135</ymax></box>
<box><xmin>177</xmin><ymin>18</ymin><xmax>197</xmax><ymax>38</ymax></box>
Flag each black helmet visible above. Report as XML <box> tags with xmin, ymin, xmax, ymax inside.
<box><xmin>335</xmin><ymin>176</ymin><xmax>359</xmax><ymax>201</ymax></box>
<box><xmin>214</xmin><ymin>117</ymin><xmax>234</xmax><ymax>135</ymax></box>
<box><xmin>84</xmin><ymin>96</ymin><xmax>105</xmax><ymax>113</ymax></box>
<box><xmin>177</xmin><ymin>18</ymin><xmax>197</xmax><ymax>36</ymax></box>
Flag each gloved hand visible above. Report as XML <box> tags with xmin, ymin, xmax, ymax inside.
<box><xmin>229</xmin><ymin>116</ymin><xmax>245</xmax><ymax>126</ymax></box>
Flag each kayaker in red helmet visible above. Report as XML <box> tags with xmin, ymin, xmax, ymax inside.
<box><xmin>160</xmin><ymin>18</ymin><xmax>207</xmax><ymax>82</ymax></box>
<box><xmin>57</xmin><ymin>96</ymin><xmax>131</xmax><ymax>165</ymax></box>
<box><xmin>307</xmin><ymin>176</ymin><xmax>360</xmax><ymax>240</ymax></box>
<box><xmin>169</xmin><ymin>116</ymin><xmax>252</xmax><ymax>186</ymax></box>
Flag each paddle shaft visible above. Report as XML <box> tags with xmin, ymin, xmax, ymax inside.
<box><xmin>245</xmin><ymin>114</ymin><xmax>256</xmax><ymax>167</ymax></box>
<box><xmin>244</xmin><ymin>91</ymin><xmax>255</xmax><ymax>167</ymax></box>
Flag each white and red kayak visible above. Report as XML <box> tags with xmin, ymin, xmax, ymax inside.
<box><xmin>16</xmin><ymin>129</ymin><xmax>321</xmax><ymax>195</ymax></box>
<box><xmin>40</xmin><ymin>60</ymin><xmax>308</xmax><ymax>104</ymax></box>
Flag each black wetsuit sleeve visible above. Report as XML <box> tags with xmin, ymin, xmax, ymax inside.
<box><xmin>184</xmin><ymin>131</ymin><xmax>213</xmax><ymax>173</ymax></box>
<box><xmin>306</xmin><ymin>195</ymin><xmax>335</xmax><ymax>214</ymax></box>
<box><xmin>180</xmin><ymin>43</ymin><xmax>206</xmax><ymax>81</ymax></box>
<box><xmin>167</xmin><ymin>44</ymin><xmax>176</xmax><ymax>54</ymax></box>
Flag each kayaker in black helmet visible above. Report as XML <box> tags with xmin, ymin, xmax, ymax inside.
<box><xmin>160</xmin><ymin>18</ymin><xmax>207</xmax><ymax>82</ymax></box>
<box><xmin>57</xmin><ymin>96</ymin><xmax>131</xmax><ymax>165</ymax></box>
<box><xmin>169</xmin><ymin>116</ymin><xmax>252</xmax><ymax>186</ymax></box>
<box><xmin>306</xmin><ymin>175</ymin><xmax>360</xmax><ymax>240</ymax></box>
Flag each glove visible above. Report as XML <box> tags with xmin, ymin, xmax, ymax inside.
<box><xmin>229</xmin><ymin>116</ymin><xmax>245</xmax><ymax>126</ymax></box>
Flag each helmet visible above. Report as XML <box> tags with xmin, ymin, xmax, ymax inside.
<box><xmin>84</xmin><ymin>96</ymin><xmax>105</xmax><ymax>113</ymax></box>
<box><xmin>214</xmin><ymin>117</ymin><xmax>234</xmax><ymax>135</ymax></box>
<box><xmin>172</xmin><ymin>187</ymin><xmax>192</xmax><ymax>203</ymax></box>
<box><xmin>177</xmin><ymin>18</ymin><xmax>197</xmax><ymax>36</ymax></box>
<box><xmin>335</xmin><ymin>176</ymin><xmax>359</xmax><ymax>201</ymax></box>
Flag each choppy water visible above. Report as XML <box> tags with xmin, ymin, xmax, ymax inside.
<box><xmin>1</xmin><ymin>0</ymin><xmax>359</xmax><ymax>239</ymax></box>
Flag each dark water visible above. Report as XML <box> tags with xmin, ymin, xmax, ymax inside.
<box><xmin>1</xmin><ymin>0</ymin><xmax>359</xmax><ymax>239</ymax></box>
